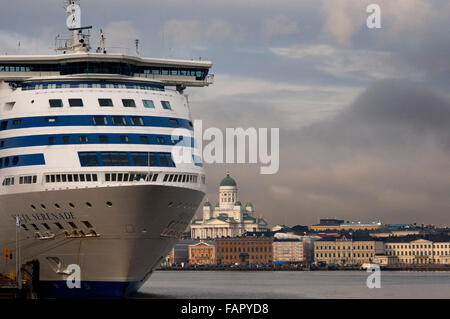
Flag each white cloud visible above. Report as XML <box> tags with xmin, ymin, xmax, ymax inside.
<box><xmin>271</xmin><ymin>44</ymin><xmax>424</xmax><ymax>81</ymax></box>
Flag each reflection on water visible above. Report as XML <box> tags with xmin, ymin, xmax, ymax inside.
<box><xmin>134</xmin><ymin>270</ymin><xmax>450</xmax><ymax>299</ymax></box>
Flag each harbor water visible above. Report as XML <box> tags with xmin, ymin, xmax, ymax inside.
<box><xmin>136</xmin><ymin>270</ymin><xmax>450</xmax><ymax>299</ymax></box>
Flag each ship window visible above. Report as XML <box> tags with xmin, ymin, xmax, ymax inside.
<box><xmin>161</xmin><ymin>101</ymin><xmax>172</xmax><ymax>110</ymax></box>
<box><xmin>130</xmin><ymin>116</ymin><xmax>144</xmax><ymax>126</ymax></box>
<box><xmin>21</xmin><ymin>224</ymin><xmax>29</xmax><ymax>231</ymax></box>
<box><xmin>122</xmin><ymin>99</ymin><xmax>136</xmax><ymax>107</ymax></box>
<box><xmin>149</xmin><ymin>153</ymin><xmax>158</xmax><ymax>166</ymax></box>
<box><xmin>48</xmin><ymin>137</ymin><xmax>56</xmax><ymax>145</ymax></box>
<box><xmin>80</xmin><ymin>174</ymin><xmax>85</xmax><ymax>182</ymax></box>
<box><xmin>68</xmin><ymin>174</ymin><xmax>73</xmax><ymax>182</ymax></box>
<box><xmin>45</xmin><ymin>175</ymin><xmax>50</xmax><ymax>183</ymax></box>
<box><xmin>79</xmin><ymin>152</ymin><xmax>99</xmax><ymax>167</ymax></box>
<box><xmin>56</xmin><ymin>175</ymin><xmax>61</xmax><ymax>182</ymax></box>
<box><xmin>86</xmin><ymin>202</ymin><xmax>92</xmax><ymax>208</ymax></box>
<box><xmin>120</xmin><ymin>135</ymin><xmax>129</xmax><ymax>143</ymax></box>
<box><xmin>86</xmin><ymin>174</ymin><xmax>92</xmax><ymax>182</ymax></box>
<box><xmin>157</xmin><ymin>136</ymin><xmax>165</xmax><ymax>144</ymax></box>
<box><xmin>168</xmin><ymin>174</ymin><xmax>174</xmax><ymax>182</ymax></box>
<box><xmin>158</xmin><ymin>153</ymin><xmax>176</xmax><ymax>167</ymax></box>
<box><xmin>69</xmin><ymin>99</ymin><xmax>84</xmax><ymax>107</ymax></box>
<box><xmin>51</xmin><ymin>175</ymin><xmax>55</xmax><ymax>183</ymax></box>
<box><xmin>93</xmin><ymin>116</ymin><xmax>108</xmax><ymax>125</ymax></box>
<box><xmin>69</xmin><ymin>202</ymin><xmax>75</xmax><ymax>208</ymax></box>
<box><xmin>68</xmin><ymin>222</ymin><xmax>78</xmax><ymax>229</ymax></box>
<box><xmin>117</xmin><ymin>173</ymin><xmax>123</xmax><ymax>181</ymax></box>
<box><xmin>12</xmin><ymin>156</ymin><xmax>19</xmax><ymax>165</ymax></box>
<box><xmin>123</xmin><ymin>174</ymin><xmax>129</xmax><ymax>181</ymax></box>
<box><xmin>101</xmin><ymin>152</ymin><xmax>130</xmax><ymax>166</ymax></box>
<box><xmin>49</xmin><ymin>99</ymin><xmax>63</xmax><ymax>108</ymax></box>
<box><xmin>140</xmin><ymin>136</ymin><xmax>149</xmax><ymax>144</ymax></box>
<box><xmin>42</xmin><ymin>223</ymin><xmax>51</xmax><ymax>230</ymax></box>
<box><xmin>143</xmin><ymin>100</ymin><xmax>155</xmax><ymax>108</ymax></box>
<box><xmin>92</xmin><ymin>174</ymin><xmax>98</xmax><ymax>182</ymax></box>
<box><xmin>105</xmin><ymin>173</ymin><xmax>110</xmax><ymax>181</ymax></box>
<box><xmin>82</xmin><ymin>221</ymin><xmax>93</xmax><ymax>228</ymax></box>
<box><xmin>79</xmin><ymin>136</ymin><xmax>89</xmax><ymax>143</ymax></box>
<box><xmin>46</xmin><ymin>117</ymin><xmax>58</xmax><ymax>123</ymax></box>
<box><xmin>112</xmin><ymin>116</ymin><xmax>126</xmax><ymax>125</ymax></box>
<box><xmin>55</xmin><ymin>203</ymin><xmax>60</xmax><ymax>208</ymax></box>
<box><xmin>31</xmin><ymin>224</ymin><xmax>39</xmax><ymax>231</ymax></box>
<box><xmin>99</xmin><ymin>135</ymin><xmax>109</xmax><ymax>143</ymax></box>
<box><xmin>163</xmin><ymin>174</ymin><xmax>169</xmax><ymax>182</ymax></box>
<box><xmin>63</xmin><ymin>136</ymin><xmax>71</xmax><ymax>144</ymax></box>
<box><xmin>169</xmin><ymin>118</ymin><xmax>178</xmax><ymax>125</ymax></box>
<box><xmin>131</xmin><ymin>152</ymin><xmax>149</xmax><ymax>166</ymax></box>
<box><xmin>98</xmin><ymin>98</ymin><xmax>113</xmax><ymax>107</ymax></box>
<box><xmin>12</xmin><ymin>119</ymin><xmax>22</xmax><ymax>125</ymax></box>
<box><xmin>152</xmin><ymin>174</ymin><xmax>158</xmax><ymax>182</ymax></box>
<box><xmin>111</xmin><ymin>174</ymin><xmax>117</xmax><ymax>182</ymax></box>
<box><xmin>54</xmin><ymin>222</ymin><xmax>64</xmax><ymax>230</ymax></box>
<box><xmin>106</xmin><ymin>201</ymin><xmax>113</xmax><ymax>207</ymax></box>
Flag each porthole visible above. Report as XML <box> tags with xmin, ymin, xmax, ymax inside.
<box><xmin>86</xmin><ymin>202</ymin><xmax>92</xmax><ymax>208</ymax></box>
<box><xmin>69</xmin><ymin>202</ymin><xmax>75</xmax><ymax>208</ymax></box>
<box><xmin>54</xmin><ymin>203</ymin><xmax>60</xmax><ymax>209</ymax></box>
<box><xmin>106</xmin><ymin>201</ymin><xmax>112</xmax><ymax>207</ymax></box>
<box><xmin>41</xmin><ymin>204</ymin><xmax>46</xmax><ymax>209</ymax></box>
<box><xmin>31</xmin><ymin>205</ymin><xmax>36</xmax><ymax>210</ymax></box>
<box><xmin>168</xmin><ymin>202</ymin><xmax>174</xmax><ymax>208</ymax></box>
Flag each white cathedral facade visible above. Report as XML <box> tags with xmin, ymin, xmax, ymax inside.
<box><xmin>190</xmin><ymin>172</ymin><xmax>269</xmax><ymax>239</ymax></box>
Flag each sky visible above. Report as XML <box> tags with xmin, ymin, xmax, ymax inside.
<box><xmin>1</xmin><ymin>0</ymin><xmax>450</xmax><ymax>226</ymax></box>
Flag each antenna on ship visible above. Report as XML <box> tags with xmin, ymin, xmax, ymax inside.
<box><xmin>135</xmin><ymin>39</ymin><xmax>140</xmax><ymax>55</ymax></box>
<box><xmin>96</xmin><ymin>29</ymin><xmax>107</xmax><ymax>54</ymax></box>
<box><xmin>56</xmin><ymin>0</ymin><xmax>92</xmax><ymax>53</ymax></box>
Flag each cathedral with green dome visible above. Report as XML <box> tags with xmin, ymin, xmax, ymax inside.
<box><xmin>190</xmin><ymin>171</ymin><xmax>269</xmax><ymax>239</ymax></box>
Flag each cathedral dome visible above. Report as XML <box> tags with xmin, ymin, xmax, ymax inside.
<box><xmin>220</xmin><ymin>172</ymin><xmax>237</xmax><ymax>187</ymax></box>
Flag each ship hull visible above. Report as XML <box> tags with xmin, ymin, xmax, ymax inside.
<box><xmin>0</xmin><ymin>184</ymin><xmax>204</xmax><ymax>298</ymax></box>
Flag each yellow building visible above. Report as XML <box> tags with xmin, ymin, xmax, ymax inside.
<box><xmin>314</xmin><ymin>236</ymin><xmax>384</xmax><ymax>265</ymax></box>
<box><xmin>384</xmin><ymin>237</ymin><xmax>450</xmax><ymax>265</ymax></box>
<box><xmin>188</xmin><ymin>242</ymin><xmax>216</xmax><ymax>265</ymax></box>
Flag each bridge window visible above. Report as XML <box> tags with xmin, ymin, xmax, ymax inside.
<box><xmin>69</xmin><ymin>99</ymin><xmax>84</xmax><ymax>107</ymax></box>
<box><xmin>98</xmin><ymin>98</ymin><xmax>114</xmax><ymax>107</ymax></box>
<box><xmin>122</xmin><ymin>99</ymin><xmax>136</xmax><ymax>107</ymax></box>
<box><xmin>161</xmin><ymin>101</ymin><xmax>172</xmax><ymax>110</ymax></box>
<box><xmin>120</xmin><ymin>135</ymin><xmax>129</xmax><ymax>143</ymax></box>
<box><xmin>143</xmin><ymin>100</ymin><xmax>155</xmax><ymax>108</ymax></box>
<box><xmin>99</xmin><ymin>136</ymin><xmax>109</xmax><ymax>143</ymax></box>
<box><xmin>79</xmin><ymin>136</ymin><xmax>89</xmax><ymax>143</ymax></box>
<box><xmin>131</xmin><ymin>152</ymin><xmax>150</xmax><ymax>166</ymax></box>
<box><xmin>140</xmin><ymin>136</ymin><xmax>149</xmax><ymax>144</ymax></box>
<box><xmin>49</xmin><ymin>99</ymin><xmax>63</xmax><ymax>108</ymax></box>
<box><xmin>79</xmin><ymin>152</ymin><xmax>99</xmax><ymax>167</ymax></box>
<box><xmin>101</xmin><ymin>152</ymin><xmax>130</xmax><ymax>166</ymax></box>
<box><xmin>158</xmin><ymin>153</ymin><xmax>176</xmax><ymax>167</ymax></box>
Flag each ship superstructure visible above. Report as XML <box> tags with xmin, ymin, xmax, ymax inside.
<box><xmin>0</xmin><ymin>0</ymin><xmax>212</xmax><ymax>297</ymax></box>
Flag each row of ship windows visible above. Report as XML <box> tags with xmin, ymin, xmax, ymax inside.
<box><xmin>7</xmin><ymin>115</ymin><xmax>186</xmax><ymax>127</ymax></box>
<box><xmin>21</xmin><ymin>81</ymin><xmax>164</xmax><ymax>91</ymax></box>
<box><xmin>79</xmin><ymin>152</ymin><xmax>176</xmax><ymax>167</ymax></box>
<box><xmin>21</xmin><ymin>220</ymin><xmax>94</xmax><ymax>232</ymax></box>
<box><xmin>2</xmin><ymin>172</ymin><xmax>203</xmax><ymax>186</ymax></box>
<box><xmin>45</xmin><ymin>98</ymin><xmax>172</xmax><ymax>110</ymax></box>
<box><xmin>0</xmin><ymin>134</ymin><xmax>186</xmax><ymax>146</ymax></box>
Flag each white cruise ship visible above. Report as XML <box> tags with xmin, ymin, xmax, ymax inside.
<box><xmin>0</xmin><ymin>0</ymin><xmax>212</xmax><ymax>298</ymax></box>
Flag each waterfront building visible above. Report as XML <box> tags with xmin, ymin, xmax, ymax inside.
<box><xmin>215</xmin><ymin>236</ymin><xmax>273</xmax><ymax>264</ymax></box>
<box><xmin>273</xmin><ymin>234</ymin><xmax>304</xmax><ymax>263</ymax></box>
<box><xmin>166</xmin><ymin>239</ymin><xmax>199</xmax><ymax>266</ymax></box>
<box><xmin>384</xmin><ymin>235</ymin><xmax>450</xmax><ymax>265</ymax></box>
<box><xmin>314</xmin><ymin>236</ymin><xmax>384</xmax><ymax>265</ymax></box>
<box><xmin>190</xmin><ymin>172</ymin><xmax>269</xmax><ymax>239</ymax></box>
<box><xmin>188</xmin><ymin>241</ymin><xmax>216</xmax><ymax>265</ymax></box>
<box><xmin>311</xmin><ymin>218</ymin><xmax>382</xmax><ymax>232</ymax></box>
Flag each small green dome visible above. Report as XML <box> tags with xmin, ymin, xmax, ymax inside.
<box><xmin>220</xmin><ymin>172</ymin><xmax>237</xmax><ymax>187</ymax></box>
<box><xmin>235</xmin><ymin>201</ymin><xmax>242</xmax><ymax>206</ymax></box>
<box><xmin>204</xmin><ymin>201</ymin><xmax>211</xmax><ymax>207</ymax></box>
<box><xmin>215</xmin><ymin>202</ymin><xmax>220</xmax><ymax>207</ymax></box>
<box><xmin>246</xmin><ymin>202</ymin><xmax>253</xmax><ymax>207</ymax></box>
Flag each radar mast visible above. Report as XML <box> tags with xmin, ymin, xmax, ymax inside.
<box><xmin>55</xmin><ymin>0</ymin><xmax>92</xmax><ymax>53</ymax></box>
